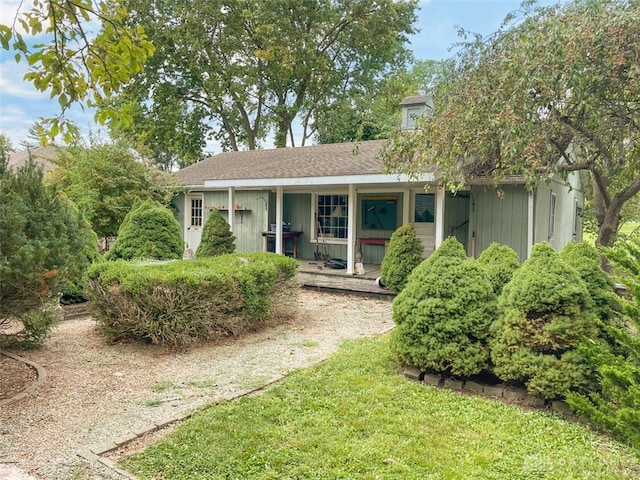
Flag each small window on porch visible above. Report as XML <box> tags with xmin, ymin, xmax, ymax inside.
<box><xmin>190</xmin><ymin>197</ymin><xmax>203</xmax><ymax>227</ymax></box>
<box><xmin>316</xmin><ymin>194</ymin><xmax>348</xmax><ymax>240</ymax></box>
<box><xmin>415</xmin><ymin>193</ymin><xmax>435</xmax><ymax>223</ymax></box>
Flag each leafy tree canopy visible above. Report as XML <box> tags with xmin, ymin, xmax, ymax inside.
<box><xmin>46</xmin><ymin>140</ymin><xmax>182</xmax><ymax>239</ymax></box>
<box><xmin>0</xmin><ymin>0</ymin><xmax>154</xmax><ymax>143</ymax></box>
<box><xmin>383</xmin><ymin>0</ymin><xmax>640</xmax><ymax>247</ymax></box>
<box><xmin>108</xmin><ymin>0</ymin><xmax>418</xmax><ymax>167</ymax></box>
<box><xmin>315</xmin><ymin>59</ymin><xmax>452</xmax><ymax>144</ymax></box>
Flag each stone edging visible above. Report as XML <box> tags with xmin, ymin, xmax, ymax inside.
<box><xmin>76</xmin><ymin>374</ymin><xmax>289</xmax><ymax>480</ymax></box>
<box><xmin>401</xmin><ymin>366</ymin><xmax>574</xmax><ymax>416</ymax></box>
<box><xmin>0</xmin><ymin>351</ymin><xmax>47</xmax><ymax>407</ymax></box>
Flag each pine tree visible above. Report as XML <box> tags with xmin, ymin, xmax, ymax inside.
<box><xmin>196</xmin><ymin>208</ymin><xmax>236</xmax><ymax>258</ymax></box>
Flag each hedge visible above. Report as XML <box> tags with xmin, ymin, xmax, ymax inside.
<box><xmin>86</xmin><ymin>253</ymin><xmax>298</xmax><ymax>347</ymax></box>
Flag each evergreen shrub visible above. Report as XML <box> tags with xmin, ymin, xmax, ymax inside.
<box><xmin>106</xmin><ymin>199</ymin><xmax>183</xmax><ymax>261</ymax></box>
<box><xmin>60</xmin><ymin>198</ymin><xmax>101</xmax><ymax>304</ymax></box>
<box><xmin>196</xmin><ymin>208</ymin><xmax>236</xmax><ymax>258</ymax></box>
<box><xmin>0</xmin><ymin>158</ymin><xmax>87</xmax><ymax>347</ymax></box>
<box><xmin>390</xmin><ymin>237</ymin><xmax>497</xmax><ymax>377</ymax></box>
<box><xmin>560</xmin><ymin>241</ymin><xmax>618</xmax><ymax>323</ymax></box>
<box><xmin>477</xmin><ymin>242</ymin><xmax>520</xmax><ymax>295</ymax></box>
<box><xmin>565</xmin><ymin>236</ymin><xmax>640</xmax><ymax>452</ymax></box>
<box><xmin>490</xmin><ymin>242</ymin><xmax>598</xmax><ymax>399</ymax></box>
<box><xmin>380</xmin><ymin>223</ymin><xmax>424</xmax><ymax>293</ymax></box>
<box><xmin>86</xmin><ymin>253</ymin><xmax>298</xmax><ymax>347</ymax></box>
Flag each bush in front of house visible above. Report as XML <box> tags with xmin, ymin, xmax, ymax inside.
<box><xmin>85</xmin><ymin>253</ymin><xmax>299</xmax><ymax>347</ymax></box>
<box><xmin>106</xmin><ymin>199</ymin><xmax>183</xmax><ymax>261</ymax></box>
<box><xmin>565</xmin><ymin>236</ymin><xmax>640</xmax><ymax>451</ymax></box>
<box><xmin>390</xmin><ymin>237</ymin><xmax>497</xmax><ymax>377</ymax></box>
<box><xmin>477</xmin><ymin>242</ymin><xmax>520</xmax><ymax>296</ymax></box>
<box><xmin>196</xmin><ymin>208</ymin><xmax>236</xmax><ymax>258</ymax></box>
<box><xmin>490</xmin><ymin>242</ymin><xmax>599</xmax><ymax>399</ymax></box>
<box><xmin>380</xmin><ymin>223</ymin><xmax>424</xmax><ymax>293</ymax></box>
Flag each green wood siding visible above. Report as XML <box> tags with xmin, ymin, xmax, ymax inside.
<box><xmin>469</xmin><ymin>185</ymin><xmax>529</xmax><ymax>262</ymax></box>
<box><xmin>534</xmin><ymin>175</ymin><xmax>583</xmax><ymax>251</ymax></box>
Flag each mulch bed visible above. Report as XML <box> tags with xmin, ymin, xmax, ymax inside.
<box><xmin>0</xmin><ymin>355</ymin><xmax>37</xmax><ymax>401</ymax></box>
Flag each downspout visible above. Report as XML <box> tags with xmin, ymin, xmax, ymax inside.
<box><xmin>527</xmin><ymin>190</ymin><xmax>535</xmax><ymax>258</ymax></box>
<box><xmin>346</xmin><ymin>184</ymin><xmax>356</xmax><ymax>274</ymax></box>
<box><xmin>435</xmin><ymin>185</ymin><xmax>445</xmax><ymax>248</ymax></box>
<box><xmin>275</xmin><ymin>186</ymin><xmax>284</xmax><ymax>255</ymax></box>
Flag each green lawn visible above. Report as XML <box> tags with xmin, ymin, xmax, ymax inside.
<box><xmin>124</xmin><ymin>336</ymin><xmax>640</xmax><ymax>480</ymax></box>
<box><xmin>584</xmin><ymin>222</ymin><xmax>640</xmax><ymax>244</ymax></box>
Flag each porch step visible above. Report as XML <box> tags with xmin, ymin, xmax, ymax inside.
<box><xmin>297</xmin><ymin>270</ymin><xmax>394</xmax><ymax>296</ymax></box>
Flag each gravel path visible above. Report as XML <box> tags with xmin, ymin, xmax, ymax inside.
<box><xmin>0</xmin><ymin>290</ymin><xmax>393</xmax><ymax>479</ymax></box>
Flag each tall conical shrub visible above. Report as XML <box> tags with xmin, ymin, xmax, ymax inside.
<box><xmin>380</xmin><ymin>223</ymin><xmax>424</xmax><ymax>293</ymax></box>
<box><xmin>391</xmin><ymin>237</ymin><xmax>497</xmax><ymax>377</ymax></box>
<box><xmin>491</xmin><ymin>242</ymin><xmax>598</xmax><ymax>399</ymax></box>
<box><xmin>196</xmin><ymin>208</ymin><xmax>236</xmax><ymax>257</ymax></box>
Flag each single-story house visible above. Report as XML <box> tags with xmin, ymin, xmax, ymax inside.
<box><xmin>173</xmin><ymin>98</ymin><xmax>583</xmax><ymax>274</ymax></box>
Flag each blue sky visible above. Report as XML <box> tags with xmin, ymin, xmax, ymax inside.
<box><xmin>0</xmin><ymin>0</ymin><xmax>558</xmax><ymax>150</ymax></box>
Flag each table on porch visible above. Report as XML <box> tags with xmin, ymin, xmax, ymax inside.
<box><xmin>262</xmin><ymin>231</ymin><xmax>303</xmax><ymax>258</ymax></box>
<box><xmin>358</xmin><ymin>237</ymin><xmax>389</xmax><ymax>262</ymax></box>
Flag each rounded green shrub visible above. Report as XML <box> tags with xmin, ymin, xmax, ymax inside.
<box><xmin>560</xmin><ymin>241</ymin><xmax>618</xmax><ymax>323</ymax></box>
<box><xmin>490</xmin><ymin>242</ymin><xmax>599</xmax><ymax>399</ymax></box>
<box><xmin>380</xmin><ymin>223</ymin><xmax>424</xmax><ymax>293</ymax></box>
<box><xmin>196</xmin><ymin>208</ymin><xmax>236</xmax><ymax>258</ymax></box>
<box><xmin>390</xmin><ymin>237</ymin><xmax>497</xmax><ymax>377</ymax></box>
<box><xmin>106</xmin><ymin>199</ymin><xmax>183</xmax><ymax>261</ymax></box>
<box><xmin>477</xmin><ymin>242</ymin><xmax>520</xmax><ymax>296</ymax></box>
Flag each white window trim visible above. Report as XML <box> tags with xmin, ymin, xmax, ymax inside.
<box><xmin>311</xmin><ymin>192</ymin><xmax>349</xmax><ymax>244</ymax></box>
<box><xmin>549</xmin><ymin>191</ymin><xmax>557</xmax><ymax>240</ymax></box>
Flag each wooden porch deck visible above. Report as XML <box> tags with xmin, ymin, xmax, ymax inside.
<box><xmin>295</xmin><ymin>260</ymin><xmax>394</xmax><ymax>297</ymax></box>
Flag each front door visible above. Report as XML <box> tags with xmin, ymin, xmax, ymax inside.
<box><xmin>412</xmin><ymin>191</ymin><xmax>436</xmax><ymax>257</ymax></box>
<box><xmin>186</xmin><ymin>195</ymin><xmax>203</xmax><ymax>250</ymax></box>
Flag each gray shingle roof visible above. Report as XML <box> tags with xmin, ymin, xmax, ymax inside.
<box><xmin>7</xmin><ymin>145</ymin><xmax>61</xmax><ymax>173</ymax></box>
<box><xmin>174</xmin><ymin>140</ymin><xmax>388</xmax><ymax>187</ymax></box>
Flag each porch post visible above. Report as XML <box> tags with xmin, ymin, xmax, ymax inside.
<box><xmin>435</xmin><ymin>185</ymin><xmax>445</xmax><ymax>248</ymax></box>
<box><xmin>346</xmin><ymin>184</ymin><xmax>356</xmax><ymax>274</ymax></box>
<box><xmin>227</xmin><ymin>187</ymin><xmax>235</xmax><ymax>232</ymax></box>
<box><xmin>527</xmin><ymin>190</ymin><xmax>535</xmax><ymax>258</ymax></box>
<box><xmin>402</xmin><ymin>189</ymin><xmax>411</xmax><ymax>225</ymax></box>
<box><xmin>275</xmin><ymin>186</ymin><xmax>284</xmax><ymax>255</ymax></box>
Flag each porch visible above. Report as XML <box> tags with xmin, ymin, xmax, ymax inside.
<box><xmin>296</xmin><ymin>260</ymin><xmax>393</xmax><ymax>297</ymax></box>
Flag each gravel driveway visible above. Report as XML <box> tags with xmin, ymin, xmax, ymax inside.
<box><xmin>0</xmin><ymin>289</ymin><xmax>393</xmax><ymax>479</ymax></box>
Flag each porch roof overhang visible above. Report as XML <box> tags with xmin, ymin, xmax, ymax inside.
<box><xmin>200</xmin><ymin>172</ymin><xmax>436</xmax><ymax>189</ymax></box>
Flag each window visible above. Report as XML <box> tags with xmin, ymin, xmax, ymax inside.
<box><xmin>190</xmin><ymin>197</ymin><xmax>203</xmax><ymax>227</ymax></box>
<box><xmin>316</xmin><ymin>194</ymin><xmax>348</xmax><ymax>240</ymax></box>
<box><xmin>549</xmin><ymin>191</ymin><xmax>556</xmax><ymax>239</ymax></box>
<box><xmin>415</xmin><ymin>193</ymin><xmax>435</xmax><ymax>223</ymax></box>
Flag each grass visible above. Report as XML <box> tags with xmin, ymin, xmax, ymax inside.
<box><xmin>584</xmin><ymin>222</ymin><xmax>640</xmax><ymax>245</ymax></box>
<box><xmin>123</xmin><ymin>336</ymin><xmax>640</xmax><ymax>480</ymax></box>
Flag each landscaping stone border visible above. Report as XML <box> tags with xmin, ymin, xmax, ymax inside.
<box><xmin>401</xmin><ymin>365</ymin><xmax>569</xmax><ymax>413</ymax></box>
<box><xmin>0</xmin><ymin>351</ymin><xmax>47</xmax><ymax>408</ymax></box>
